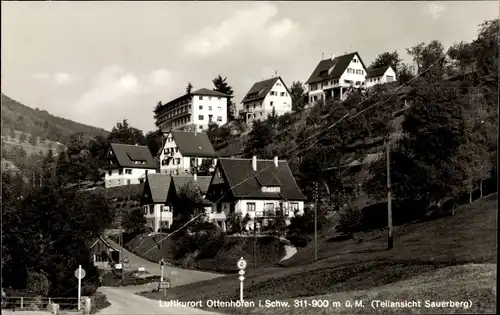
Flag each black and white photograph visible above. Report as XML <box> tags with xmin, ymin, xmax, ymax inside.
<box><xmin>1</xmin><ymin>1</ymin><xmax>498</xmax><ymax>314</ymax></box>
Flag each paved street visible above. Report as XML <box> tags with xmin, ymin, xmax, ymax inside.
<box><xmin>105</xmin><ymin>237</ymin><xmax>223</xmax><ymax>287</ymax></box>
<box><xmin>98</xmin><ymin>286</ymin><xmax>225</xmax><ymax>315</ymax></box>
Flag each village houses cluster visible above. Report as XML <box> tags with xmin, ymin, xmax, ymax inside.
<box><xmin>103</xmin><ymin>51</ymin><xmax>397</xmax><ymax>233</ymax></box>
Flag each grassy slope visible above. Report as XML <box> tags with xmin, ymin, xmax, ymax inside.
<box><xmin>1</xmin><ymin>94</ymin><xmax>109</xmax><ymax>154</ymax></box>
<box><xmin>140</xmin><ymin>194</ymin><xmax>497</xmax><ymax>313</ymax></box>
<box><xmin>125</xmin><ymin>235</ymin><xmax>286</xmax><ymax>273</ymax></box>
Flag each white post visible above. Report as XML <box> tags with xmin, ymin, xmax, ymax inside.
<box><xmin>240</xmin><ymin>279</ymin><xmax>243</xmax><ymax>302</ymax></box>
<box><xmin>77</xmin><ymin>265</ymin><xmax>82</xmax><ymax>311</ymax></box>
<box><xmin>237</xmin><ymin>258</ymin><xmax>247</xmax><ymax>302</ymax></box>
<box><xmin>161</xmin><ymin>265</ymin><xmax>164</xmax><ymax>282</ymax></box>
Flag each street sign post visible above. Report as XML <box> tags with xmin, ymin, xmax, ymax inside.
<box><xmin>237</xmin><ymin>257</ymin><xmax>247</xmax><ymax>302</ymax></box>
<box><xmin>159</xmin><ymin>259</ymin><xmax>165</xmax><ymax>282</ymax></box>
<box><xmin>74</xmin><ymin>265</ymin><xmax>86</xmax><ymax>311</ymax></box>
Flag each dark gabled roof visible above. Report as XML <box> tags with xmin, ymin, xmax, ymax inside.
<box><xmin>216</xmin><ymin>158</ymin><xmax>306</xmax><ymax>200</ymax></box>
<box><xmin>366</xmin><ymin>66</ymin><xmax>391</xmax><ymax>79</ymax></box>
<box><xmin>144</xmin><ymin>174</ymin><xmax>173</xmax><ymax>203</ymax></box>
<box><xmin>305</xmin><ymin>52</ymin><xmax>367</xmax><ymax>85</ymax></box>
<box><xmin>169</xmin><ymin>130</ymin><xmax>217</xmax><ymax>158</ymax></box>
<box><xmin>109</xmin><ymin>143</ymin><xmax>157</xmax><ymax>169</ymax></box>
<box><xmin>192</xmin><ymin>88</ymin><xmax>231</xmax><ymax>98</ymax></box>
<box><xmin>89</xmin><ymin>236</ymin><xmax>119</xmax><ymax>251</ymax></box>
<box><xmin>241</xmin><ymin>77</ymin><xmax>290</xmax><ymax>104</ymax></box>
<box><xmin>172</xmin><ymin>175</ymin><xmax>212</xmax><ymax>195</ymax></box>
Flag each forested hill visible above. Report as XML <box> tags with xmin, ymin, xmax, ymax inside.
<box><xmin>1</xmin><ymin>93</ymin><xmax>109</xmax><ymax>144</ymax></box>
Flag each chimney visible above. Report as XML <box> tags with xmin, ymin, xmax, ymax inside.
<box><xmin>252</xmin><ymin>156</ymin><xmax>257</xmax><ymax>171</ymax></box>
<box><xmin>274</xmin><ymin>156</ymin><xmax>278</xmax><ymax>167</ymax></box>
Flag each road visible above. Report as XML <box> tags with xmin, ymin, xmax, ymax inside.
<box><xmin>96</xmin><ymin>237</ymin><xmax>227</xmax><ymax>314</ymax></box>
<box><xmin>104</xmin><ymin>237</ymin><xmax>223</xmax><ymax>287</ymax></box>
<box><xmin>98</xmin><ymin>286</ymin><xmax>226</xmax><ymax>315</ymax></box>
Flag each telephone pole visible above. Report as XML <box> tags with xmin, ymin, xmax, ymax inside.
<box><xmin>314</xmin><ymin>181</ymin><xmax>319</xmax><ymax>261</ymax></box>
<box><xmin>386</xmin><ymin>138</ymin><xmax>393</xmax><ymax>250</ymax></box>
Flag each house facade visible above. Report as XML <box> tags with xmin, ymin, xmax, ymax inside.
<box><xmin>141</xmin><ymin>174</ymin><xmax>175</xmax><ymax>232</ymax></box>
<box><xmin>305</xmin><ymin>52</ymin><xmax>368</xmax><ymax>104</ymax></box>
<box><xmin>140</xmin><ymin>173</ymin><xmax>213</xmax><ymax>232</ymax></box>
<box><xmin>206</xmin><ymin>156</ymin><xmax>307</xmax><ymax>231</ymax></box>
<box><xmin>89</xmin><ymin>237</ymin><xmax>119</xmax><ymax>269</ymax></box>
<box><xmin>154</xmin><ymin>88</ymin><xmax>230</xmax><ymax>132</ymax></box>
<box><xmin>104</xmin><ymin>143</ymin><xmax>157</xmax><ymax>188</ymax></box>
<box><xmin>239</xmin><ymin>76</ymin><xmax>292</xmax><ymax>125</ymax></box>
<box><xmin>158</xmin><ymin>130</ymin><xmax>217</xmax><ymax>176</ymax></box>
<box><xmin>365</xmin><ymin>66</ymin><xmax>397</xmax><ymax>88</ymax></box>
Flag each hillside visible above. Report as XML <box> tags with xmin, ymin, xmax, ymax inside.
<box><xmin>141</xmin><ymin>194</ymin><xmax>497</xmax><ymax>313</ymax></box>
<box><xmin>1</xmin><ymin>94</ymin><xmax>109</xmax><ymax>153</ymax></box>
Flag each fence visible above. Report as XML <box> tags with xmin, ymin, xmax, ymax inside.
<box><xmin>1</xmin><ymin>296</ymin><xmax>82</xmax><ymax>311</ymax></box>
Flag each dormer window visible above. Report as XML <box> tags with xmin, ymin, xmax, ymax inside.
<box><xmin>261</xmin><ymin>186</ymin><xmax>281</xmax><ymax>193</ymax></box>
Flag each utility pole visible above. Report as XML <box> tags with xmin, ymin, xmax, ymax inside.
<box><xmin>253</xmin><ymin>219</ymin><xmax>257</xmax><ymax>268</ymax></box>
<box><xmin>386</xmin><ymin>137</ymin><xmax>393</xmax><ymax>250</ymax></box>
<box><xmin>314</xmin><ymin>181</ymin><xmax>319</xmax><ymax>261</ymax></box>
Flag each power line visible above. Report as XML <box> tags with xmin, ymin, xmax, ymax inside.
<box><xmin>142</xmin><ymin>55</ymin><xmax>448</xmax><ymax>257</ymax></box>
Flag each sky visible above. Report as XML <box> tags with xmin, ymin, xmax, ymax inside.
<box><xmin>2</xmin><ymin>1</ymin><xmax>498</xmax><ymax>133</ymax></box>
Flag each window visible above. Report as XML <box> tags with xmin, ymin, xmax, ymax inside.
<box><xmin>217</xmin><ymin>96</ymin><xmax>221</xmax><ymax>100</ymax></box>
<box><xmin>198</xmin><ymin>115</ymin><xmax>204</xmax><ymax>120</ymax></box>
<box><xmin>270</xmin><ymin>101</ymin><xmax>274</xmax><ymax>106</ymax></box>
<box><xmin>199</xmin><ymin>105</ymin><xmax>203</xmax><ymax>110</ymax></box>
<box><xmin>276</xmin><ymin>82</ymin><xmax>281</xmax><ymax>86</ymax></box>
<box><xmin>209</xmin><ymin>106</ymin><xmax>212</xmax><ymax>111</ymax></box>
<box><xmin>174</xmin><ymin>158</ymin><xmax>180</xmax><ymax>165</ymax></box>
<box><xmin>108</xmin><ymin>170</ymin><xmax>112</xmax><ymax>176</ymax></box>
<box><xmin>149</xmin><ymin>205</ymin><xmax>154</xmax><ymax>214</ymax></box>
<box><xmin>125</xmin><ymin>169</ymin><xmax>132</xmax><ymax>174</ymax></box>
<box><xmin>290</xmin><ymin>203</ymin><xmax>299</xmax><ymax>215</ymax></box>
<box><xmin>353</xmin><ymin>58</ymin><xmax>358</xmax><ymax>63</ymax></box>
<box><xmin>119</xmin><ymin>169</ymin><xmax>123</xmax><ymax>175</ymax></box>
<box><xmin>217</xmin><ymin>116</ymin><xmax>222</xmax><ymax>122</ymax></box>
<box><xmin>127</xmin><ymin>179</ymin><xmax>131</xmax><ymax>185</ymax></box>
<box><xmin>386</xmin><ymin>75</ymin><xmax>394</xmax><ymax>82</ymax></box>
<box><xmin>280</xmin><ymin>92</ymin><xmax>285</xmax><ymax>97</ymax></box>
<box><xmin>144</xmin><ymin>206</ymin><xmax>148</xmax><ymax>215</ymax></box>
<box><xmin>265</xmin><ymin>203</ymin><xmax>275</xmax><ymax>213</ymax></box>
<box><xmin>160</xmin><ymin>205</ymin><xmax>164</xmax><ymax>212</ymax></box>
<box><xmin>270</xmin><ymin>91</ymin><xmax>276</xmax><ymax>96</ymax></box>
<box><xmin>247</xmin><ymin>202</ymin><xmax>256</xmax><ymax>212</ymax></box>
<box><xmin>139</xmin><ymin>178</ymin><xmax>144</xmax><ymax>184</ymax></box>
<box><xmin>199</xmin><ymin>96</ymin><xmax>203</xmax><ymax>100</ymax></box>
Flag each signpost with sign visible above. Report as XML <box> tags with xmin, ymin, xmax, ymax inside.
<box><xmin>237</xmin><ymin>257</ymin><xmax>247</xmax><ymax>302</ymax></box>
<box><xmin>74</xmin><ymin>265</ymin><xmax>86</xmax><ymax>311</ymax></box>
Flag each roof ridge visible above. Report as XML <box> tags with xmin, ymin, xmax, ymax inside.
<box><xmin>219</xmin><ymin>157</ymin><xmax>287</xmax><ymax>162</ymax></box>
<box><xmin>110</xmin><ymin>143</ymin><xmax>148</xmax><ymax>148</ymax></box>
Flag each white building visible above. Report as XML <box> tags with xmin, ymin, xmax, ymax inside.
<box><xmin>206</xmin><ymin>156</ymin><xmax>307</xmax><ymax>231</ymax></box>
<box><xmin>141</xmin><ymin>173</ymin><xmax>213</xmax><ymax>232</ymax></box>
<box><xmin>105</xmin><ymin>143</ymin><xmax>157</xmax><ymax>188</ymax></box>
<box><xmin>158</xmin><ymin>130</ymin><xmax>217</xmax><ymax>176</ymax></box>
<box><xmin>239</xmin><ymin>76</ymin><xmax>293</xmax><ymax>125</ymax></box>
<box><xmin>365</xmin><ymin>66</ymin><xmax>397</xmax><ymax>88</ymax></box>
<box><xmin>305</xmin><ymin>52</ymin><xmax>368</xmax><ymax>104</ymax></box>
<box><xmin>154</xmin><ymin>88</ymin><xmax>231</xmax><ymax>133</ymax></box>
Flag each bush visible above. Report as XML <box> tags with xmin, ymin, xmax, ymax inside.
<box><xmin>336</xmin><ymin>205</ymin><xmax>363</xmax><ymax>234</ymax></box>
<box><xmin>196</xmin><ymin>230</ymin><xmax>226</xmax><ymax>259</ymax></box>
<box><xmin>26</xmin><ymin>271</ymin><xmax>50</xmax><ymax>297</ymax></box>
<box><xmin>90</xmin><ymin>292</ymin><xmax>110</xmax><ymax>314</ymax></box>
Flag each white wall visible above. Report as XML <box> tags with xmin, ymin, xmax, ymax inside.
<box><xmin>159</xmin><ymin>134</ymin><xmax>217</xmax><ymax>174</ymax></box>
<box><xmin>105</xmin><ymin>168</ymin><xmax>157</xmax><ymax>188</ymax></box>
<box><xmin>191</xmin><ymin>95</ymin><xmax>227</xmax><ymax>131</ymax></box>
<box><xmin>232</xmin><ymin>199</ymin><xmax>304</xmax><ymax>230</ymax></box>
<box><xmin>365</xmin><ymin>67</ymin><xmax>397</xmax><ymax>88</ymax></box>
<box><xmin>143</xmin><ymin>204</ymin><xmax>173</xmax><ymax>232</ymax></box>
<box><xmin>339</xmin><ymin>55</ymin><xmax>367</xmax><ymax>88</ymax></box>
<box><xmin>243</xmin><ymin>78</ymin><xmax>292</xmax><ymax>125</ymax></box>
<box><xmin>307</xmin><ymin>54</ymin><xmax>367</xmax><ymax>103</ymax></box>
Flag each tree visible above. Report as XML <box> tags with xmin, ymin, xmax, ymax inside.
<box><xmin>206</xmin><ymin>123</ymin><xmax>231</xmax><ymax>150</ymax></box>
<box><xmin>9</xmin><ymin>127</ymin><xmax>16</xmax><ymax>139</ymax></box>
<box><xmin>122</xmin><ymin>208</ymin><xmax>147</xmax><ymax>236</ymax></box>
<box><xmin>145</xmin><ymin>130</ymin><xmax>163</xmax><ymax>157</ymax></box>
<box><xmin>171</xmin><ymin>182</ymin><xmax>206</xmax><ymax>229</ymax></box>
<box><xmin>406</xmin><ymin>40</ymin><xmax>447</xmax><ymax>82</ymax></box>
<box><xmin>2</xmin><ymin>171</ymin><xmax>114</xmax><ymax>297</ymax></box>
<box><xmin>28</xmin><ymin>134</ymin><xmax>37</xmax><ymax>146</ymax></box>
<box><xmin>212</xmin><ymin>75</ymin><xmax>235</xmax><ymax>121</ymax></box>
<box><xmin>186</xmin><ymin>82</ymin><xmax>193</xmax><ymax>95</ymax></box>
<box><xmin>20</xmin><ymin>132</ymin><xmax>28</xmax><ymax>142</ymax></box>
<box><xmin>369</xmin><ymin>51</ymin><xmax>402</xmax><ymax>72</ymax></box>
<box><xmin>226</xmin><ymin>212</ymin><xmax>243</xmax><ymax>234</ymax></box>
<box><xmin>290</xmin><ymin>81</ymin><xmax>307</xmax><ymax>112</ymax></box>
<box><xmin>107</xmin><ymin>119</ymin><xmax>146</xmax><ymax>146</ymax></box>
<box><xmin>398</xmin><ymin>63</ymin><xmax>416</xmax><ymax>84</ymax></box>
